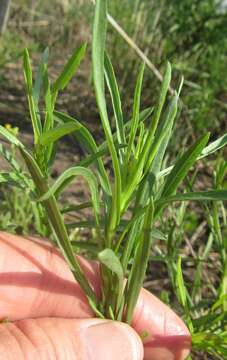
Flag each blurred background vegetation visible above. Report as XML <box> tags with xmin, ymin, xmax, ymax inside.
<box><xmin>0</xmin><ymin>0</ymin><xmax>227</xmax><ymax>139</ymax></box>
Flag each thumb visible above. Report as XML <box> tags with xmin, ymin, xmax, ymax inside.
<box><xmin>0</xmin><ymin>318</ymin><xmax>144</xmax><ymax>360</ymax></box>
<box><xmin>82</xmin><ymin>318</ymin><xmax>144</xmax><ymax>359</ymax></box>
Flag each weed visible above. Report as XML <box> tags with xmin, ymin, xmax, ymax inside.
<box><xmin>0</xmin><ymin>0</ymin><xmax>227</xmax><ymax>357</ymax></box>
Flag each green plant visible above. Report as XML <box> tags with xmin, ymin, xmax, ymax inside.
<box><xmin>0</xmin><ymin>31</ymin><xmax>23</xmax><ymax>67</ymax></box>
<box><xmin>154</xmin><ymin>159</ymin><xmax>227</xmax><ymax>359</ymax></box>
<box><xmin>0</xmin><ymin>125</ymin><xmax>47</xmax><ymax>236</ymax></box>
<box><xmin>0</xmin><ymin>0</ymin><xmax>227</xmax><ymax>355</ymax></box>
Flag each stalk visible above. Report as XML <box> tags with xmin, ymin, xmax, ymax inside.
<box><xmin>213</xmin><ymin>201</ymin><xmax>227</xmax><ymax>312</ymax></box>
<box><xmin>124</xmin><ymin>200</ymin><xmax>154</xmax><ymax>324</ymax></box>
<box><xmin>20</xmin><ymin>147</ymin><xmax>99</xmax><ymax>311</ymax></box>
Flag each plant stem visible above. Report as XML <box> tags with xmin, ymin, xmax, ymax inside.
<box><xmin>213</xmin><ymin>201</ymin><xmax>227</xmax><ymax>312</ymax></box>
<box><xmin>20</xmin><ymin>148</ymin><xmax>99</xmax><ymax>309</ymax></box>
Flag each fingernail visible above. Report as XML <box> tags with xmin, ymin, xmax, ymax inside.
<box><xmin>85</xmin><ymin>320</ymin><xmax>143</xmax><ymax>360</ymax></box>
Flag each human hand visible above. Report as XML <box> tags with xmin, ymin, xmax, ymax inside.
<box><xmin>0</xmin><ymin>232</ymin><xmax>191</xmax><ymax>359</ymax></box>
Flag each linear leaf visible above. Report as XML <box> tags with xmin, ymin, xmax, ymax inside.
<box><xmin>23</xmin><ymin>49</ymin><xmax>33</xmax><ymax>92</ymax></box>
<box><xmin>200</xmin><ymin>133</ymin><xmax>227</xmax><ymax>159</ymax></box>
<box><xmin>0</xmin><ymin>143</ymin><xmax>21</xmax><ymax>172</ymax></box>
<box><xmin>54</xmin><ymin>110</ymin><xmax>110</xmax><ymax>195</ymax></box>
<box><xmin>38</xmin><ymin>166</ymin><xmax>100</xmax><ymax>225</ymax></box>
<box><xmin>98</xmin><ymin>248</ymin><xmax>124</xmax><ymax>314</ymax></box>
<box><xmin>156</xmin><ymin>190</ymin><xmax>227</xmax><ymax>206</ymax></box>
<box><xmin>32</xmin><ymin>48</ymin><xmax>49</xmax><ymax>136</ymax></box>
<box><xmin>41</xmin><ymin>64</ymin><xmax>55</xmax><ymax>165</ymax></box>
<box><xmin>52</xmin><ymin>43</ymin><xmax>87</xmax><ymax>94</ymax></box>
<box><xmin>97</xmin><ymin>107</ymin><xmax>153</xmax><ymax>155</ymax></box>
<box><xmin>104</xmin><ymin>53</ymin><xmax>125</xmax><ymax>149</ymax></box>
<box><xmin>158</xmin><ymin>133</ymin><xmax>227</xmax><ymax>179</ymax></box>
<box><xmin>0</xmin><ymin>171</ymin><xmax>25</xmax><ymax>189</ymax></box>
<box><xmin>98</xmin><ymin>248</ymin><xmax>123</xmax><ymax>283</ymax></box>
<box><xmin>71</xmin><ymin>241</ymin><xmax>99</xmax><ymax>254</ymax></box>
<box><xmin>61</xmin><ymin>201</ymin><xmax>92</xmax><ymax>214</ymax></box>
<box><xmin>33</xmin><ymin>47</ymin><xmax>49</xmax><ymax>106</ymax></box>
<box><xmin>138</xmin><ymin>107</ymin><xmax>154</xmax><ymax>124</ymax></box>
<box><xmin>23</xmin><ymin>48</ymin><xmax>41</xmax><ymax>142</ymax></box>
<box><xmin>155</xmin><ymin>134</ymin><xmax>210</xmax><ymax>218</ymax></box>
<box><xmin>176</xmin><ymin>256</ymin><xmax>187</xmax><ymax>307</ymax></box>
<box><xmin>0</xmin><ymin>143</ymin><xmax>32</xmax><ymax>188</ymax></box>
<box><xmin>121</xmin><ymin>66</ymin><xmax>173</xmax><ymax>210</ymax></box>
<box><xmin>125</xmin><ymin>200</ymin><xmax>154</xmax><ymax>323</ymax></box>
<box><xmin>162</xmin><ymin>133</ymin><xmax>210</xmax><ymax>198</ymax></box>
<box><xmin>136</xmin><ymin>97</ymin><xmax>177</xmax><ymax>208</ymax></box>
<box><xmin>116</xmin><ymin>205</ymin><xmax>148</xmax><ymax>258</ymax></box>
<box><xmin>126</xmin><ymin>63</ymin><xmax>145</xmax><ymax>161</ymax></box>
<box><xmin>141</xmin><ymin>62</ymin><xmax>171</xmax><ymax>160</ymax></box>
<box><xmin>145</xmin><ymin>93</ymin><xmax>178</xmax><ymax>175</ymax></box>
<box><xmin>39</xmin><ymin>122</ymin><xmax>82</xmax><ymax>146</ymax></box>
<box><xmin>0</xmin><ymin>126</ymin><xmax>24</xmax><ymax>147</ymax></box>
<box><xmin>93</xmin><ymin>0</ymin><xmax>121</xmax><ymax>236</ymax></box>
<box><xmin>66</xmin><ymin>220</ymin><xmax>98</xmax><ymax>229</ymax></box>
<box><xmin>78</xmin><ymin>143</ymin><xmax>126</xmax><ymax>168</ymax></box>
<box><xmin>122</xmin><ymin>94</ymin><xmax>178</xmax><ymax>212</ymax></box>
<box><xmin>212</xmin><ymin>294</ymin><xmax>227</xmax><ymax>311</ymax></box>
<box><xmin>43</xmin><ymin>65</ymin><xmax>53</xmax><ymax>131</ymax></box>
<box><xmin>151</xmin><ymin>229</ymin><xmax>167</xmax><ymax>241</ymax></box>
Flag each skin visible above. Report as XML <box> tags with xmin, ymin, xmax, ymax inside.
<box><xmin>0</xmin><ymin>231</ymin><xmax>191</xmax><ymax>359</ymax></box>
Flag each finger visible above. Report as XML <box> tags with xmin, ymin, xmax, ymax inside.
<box><xmin>0</xmin><ymin>231</ymin><xmax>98</xmax><ymax>319</ymax></box>
<box><xmin>0</xmin><ymin>232</ymin><xmax>191</xmax><ymax>359</ymax></box>
<box><xmin>132</xmin><ymin>288</ymin><xmax>190</xmax><ymax>360</ymax></box>
<box><xmin>0</xmin><ymin>318</ymin><xmax>143</xmax><ymax>360</ymax></box>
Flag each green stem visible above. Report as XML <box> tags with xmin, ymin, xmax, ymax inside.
<box><xmin>20</xmin><ymin>148</ymin><xmax>99</xmax><ymax>309</ymax></box>
<box><xmin>213</xmin><ymin>201</ymin><xmax>227</xmax><ymax>312</ymax></box>
<box><xmin>124</xmin><ymin>200</ymin><xmax>154</xmax><ymax>324</ymax></box>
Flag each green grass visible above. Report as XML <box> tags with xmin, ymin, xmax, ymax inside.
<box><xmin>0</xmin><ymin>0</ymin><xmax>227</xmax><ymax>358</ymax></box>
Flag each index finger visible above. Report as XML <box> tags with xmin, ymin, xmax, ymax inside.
<box><xmin>0</xmin><ymin>231</ymin><xmax>190</xmax><ymax>359</ymax></box>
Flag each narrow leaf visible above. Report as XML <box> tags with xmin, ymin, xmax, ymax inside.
<box><xmin>0</xmin><ymin>171</ymin><xmax>25</xmax><ymax>189</ymax></box>
<box><xmin>126</xmin><ymin>63</ymin><xmax>145</xmax><ymax>161</ymax></box>
<box><xmin>97</xmin><ymin>107</ymin><xmax>153</xmax><ymax>154</ymax></box>
<box><xmin>176</xmin><ymin>256</ymin><xmax>187</xmax><ymax>307</ymax></box>
<box><xmin>23</xmin><ymin>48</ymin><xmax>42</xmax><ymax>142</ymax></box>
<box><xmin>93</xmin><ymin>0</ymin><xmax>121</xmax><ymax>236</ymax></box>
<box><xmin>33</xmin><ymin>47</ymin><xmax>49</xmax><ymax>106</ymax></box>
<box><xmin>98</xmin><ymin>248</ymin><xmax>123</xmax><ymax>283</ymax></box>
<box><xmin>43</xmin><ymin>65</ymin><xmax>53</xmax><ymax>132</ymax></box>
<box><xmin>144</xmin><ymin>93</ymin><xmax>178</xmax><ymax>174</ymax></box>
<box><xmin>142</xmin><ymin>62</ymin><xmax>172</xmax><ymax>158</ymax></box>
<box><xmin>161</xmin><ymin>133</ymin><xmax>210</xmax><ymax>198</ymax></box>
<box><xmin>104</xmin><ymin>53</ymin><xmax>125</xmax><ymax>148</ymax></box>
<box><xmin>98</xmin><ymin>248</ymin><xmax>124</xmax><ymax>314</ymax></box>
<box><xmin>0</xmin><ymin>126</ymin><xmax>24</xmax><ymax>147</ymax></box>
<box><xmin>61</xmin><ymin>201</ymin><xmax>92</xmax><ymax>214</ymax></box>
<box><xmin>71</xmin><ymin>241</ymin><xmax>99</xmax><ymax>254</ymax></box>
<box><xmin>54</xmin><ymin>110</ymin><xmax>111</xmax><ymax>195</ymax></box>
<box><xmin>0</xmin><ymin>143</ymin><xmax>21</xmax><ymax>172</ymax></box>
<box><xmin>39</xmin><ymin>122</ymin><xmax>82</xmax><ymax>146</ymax></box>
<box><xmin>125</xmin><ymin>200</ymin><xmax>154</xmax><ymax>323</ymax></box>
<box><xmin>38</xmin><ymin>166</ymin><xmax>100</xmax><ymax>225</ymax></box>
<box><xmin>52</xmin><ymin>43</ymin><xmax>87</xmax><ymax>94</ymax></box>
<box><xmin>151</xmin><ymin>229</ymin><xmax>167</xmax><ymax>241</ymax></box>
<box><xmin>158</xmin><ymin>133</ymin><xmax>227</xmax><ymax>179</ymax></box>
<box><xmin>155</xmin><ymin>134</ymin><xmax>210</xmax><ymax>217</ymax></box>
<box><xmin>200</xmin><ymin>133</ymin><xmax>227</xmax><ymax>159</ymax></box>
<box><xmin>156</xmin><ymin>190</ymin><xmax>227</xmax><ymax>206</ymax></box>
